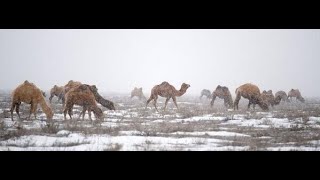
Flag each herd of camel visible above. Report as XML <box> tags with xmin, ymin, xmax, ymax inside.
<box><xmin>9</xmin><ymin>80</ymin><xmax>305</xmax><ymax>121</ymax></box>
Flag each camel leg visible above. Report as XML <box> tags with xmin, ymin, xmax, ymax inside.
<box><xmin>30</xmin><ymin>102</ymin><xmax>38</xmax><ymax>120</ymax></box>
<box><xmin>88</xmin><ymin>107</ymin><xmax>92</xmax><ymax>121</ymax></box>
<box><xmin>146</xmin><ymin>96</ymin><xmax>154</xmax><ymax>109</ymax></box>
<box><xmin>68</xmin><ymin>105</ymin><xmax>73</xmax><ymax>120</ymax></box>
<box><xmin>224</xmin><ymin>100</ymin><xmax>228</xmax><ymax>109</ymax></box>
<box><xmin>10</xmin><ymin>103</ymin><xmax>16</xmax><ymax>121</ymax></box>
<box><xmin>234</xmin><ymin>93</ymin><xmax>241</xmax><ymax>110</ymax></box>
<box><xmin>172</xmin><ymin>96</ymin><xmax>179</xmax><ymax>110</ymax></box>
<box><xmin>152</xmin><ymin>96</ymin><xmax>159</xmax><ymax>112</ymax></box>
<box><xmin>63</xmin><ymin>105</ymin><xmax>68</xmax><ymax>120</ymax></box>
<box><xmin>210</xmin><ymin>95</ymin><xmax>216</xmax><ymax>107</ymax></box>
<box><xmin>164</xmin><ymin>97</ymin><xmax>171</xmax><ymax>111</ymax></box>
<box><xmin>49</xmin><ymin>94</ymin><xmax>54</xmax><ymax>103</ymax></box>
<box><xmin>80</xmin><ymin>107</ymin><xmax>87</xmax><ymax>120</ymax></box>
<box><xmin>247</xmin><ymin>100</ymin><xmax>252</xmax><ymax>110</ymax></box>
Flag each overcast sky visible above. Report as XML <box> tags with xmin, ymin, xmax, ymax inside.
<box><xmin>0</xmin><ymin>29</ymin><xmax>319</xmax><ymax>97</ymax></box>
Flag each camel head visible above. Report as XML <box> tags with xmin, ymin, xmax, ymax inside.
<box><xmin>181</xmin><ymin>83</ymin><xmax>190</xmax><ymax>89</ymax></box>
<box><xmin>108</xmin><ymin>101</ymin><xmax>116</xmax><ymax>110</ymax></box>
<box><xmin>47</xmin><ymin>109</ymin><xmax>54</xmax><ymax>120</ymax></box>
<box><xmin>92</xmin><ymin>107</ymin><xmax>105</xmax><ymax>121</ymax></box>
<box><xmin>257</xmin><ymin>96</ymin><xmax>269</xmax><ymax>111</ymax></box>
<box><xmin>274</xmin><ymin>95</ymin><xmax>282</xmax><ymax>105</ymax></box>
<box><xmin>88</xmin><ymin>85</ymin><xmax>98</xmax><ymax>92</ymax></box>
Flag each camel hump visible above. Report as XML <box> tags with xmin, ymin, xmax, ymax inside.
<box><xmin>161</xmin><ymin>81</ymin><xmax>169</xmax><ymax>85</ymax></box>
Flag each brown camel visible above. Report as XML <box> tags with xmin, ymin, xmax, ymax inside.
<box><xmin>49</xmin><ymin>85</ymin><xmax>64</xmax><ymax>103</ymax></box>
<box><xmin>261</xmin><ymin>90</ymin><xmax>276</xmax><ymax>107</ymax></box>
<box><xmin>288</xmin><ymin>89</ymin><xmax>305</xmax><ymax>103</ymax></box>
<box><xmin>234</xmin><ymin>83</ymin><xmax>269</xmax><ymax>111</ymax></box>
<box><xmin>210</xmin><ymin>85</ymin><xmax>233</xmax><ymax>109</ymax></box>
<box><xmin>274</xmin><ymin>91</ymin><xmax>289</xmax><ymax>104</ymax></box>
<box><xmin>10</xmin><ymin>80</ymin><xmax>54</xmax><ymax>121</ymax></box>
<box><xmin>131</xmin><ymin>87</ymin><xmax>146</xmax><ymax>100</ymax></box>
<box><xmin>200</xmin><ymin>89</ymin><xmax>212</xmax><ymax>99</ymax></box>
<box><xmin>63</xmin><ymin>84</ymin><xmax>104</xmax><ymax>121</ymax></box>
<box><xmin>146</xmin><ymin>81</ymin><xmax>190</xmax><ymax>112</ymax></box>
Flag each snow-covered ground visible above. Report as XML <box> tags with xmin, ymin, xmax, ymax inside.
<box><xmin>1</xmin><ymin>94</ymin><xmax>320</xmax><ymax>151</ymax></box>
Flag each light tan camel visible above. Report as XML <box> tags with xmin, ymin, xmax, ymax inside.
<box><xmin>234</xmin><ymin>83</ymin><xmax>269</xmax><ymax>111</ymax></box>
<box><xmin>131</xmin><ymin>87</ymin><xmax>146</xmax><ymax>100</ymax></box>
<box><xmin>146</xmin><ymin>81</ymin><xmax>190</xmax><ymax>112</ymax></box>
<box><xmin>274</xmin><ymin>91</ymin><xmax>289</xmax><ymax>104</ymax></box>
<box><xmin>261</xmin><ymin>90</ymin><xmax>276</xmax><ymax>107</ymax></box>
<box><xmin>288</xmin><ymin>89</ymin><xmax>305</xmax><ymax>103</ymax></box>
<box><xmin>63</xmin><ymin>84</ymin><xmax>104</xmax><ymax>121</ymax></box>
<box><xmin>49</xmin><ymin>85</ymin><xmax>64</xmax><ymax>103</ymax></box>
<box><xmin>210</xmin><ymin>85</ymin><xmax>233</xmax><ymax>109</ymax></box>
<box><xmin>10</xmin><ymin>80</ymin><xmax>54</xmax><ymax>121</ymax></box>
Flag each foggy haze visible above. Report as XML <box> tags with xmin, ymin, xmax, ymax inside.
<box><xmin>0</xmin><ymin>29</ymin><xmax>319</xmax><ymax>97</ymax></box>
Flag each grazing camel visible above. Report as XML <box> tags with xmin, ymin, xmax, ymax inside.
<box><xmin>10</xmin><ymin>80</ymin><xmax>54</xmax><ymax>121</ymax></box>
<box><xmin>261</xmin><ymin>90</ymin><xmax>276</xmax><ymax>107</ymax></box>
<box><xmin>274</xmin><ymin>91</ymin><xmax>289</xmax><ymax>104</ymax></box>
<box><xmin>131</xmin><ymin>87</ymin><xmax>146</xmax><ymax>100</ymax></box>
<box><xmin>210</xmin><ymin>85</ymin><xmax>233</xmax><ymax>109</ymax></box>
<box><xmin>288</xmin><ymin>89</ymin><xmax>305</xmax><ymax>103</ymax></box>
<box><xmin>49</xmin><ymin>85</ymin><xmax>64</xmax><ymax>103</ymax></box>
<box><xmin>63</xmin><ymin>84</ymin><xmax>104</xmax><ymax>121</ymax></box>
<box><xmin>234</xmin><ymin>83</ymin><xmax>269</xmax><ymax>111</ymax></box>
<box><xmin>146</xmin><ymin>81</ymin><xmax>190</xmax><ymax>112</ymax></box>
<box><xmin>200</xmin><ymin>89</ymin><xmax>212</xmax><ymax>99</ymax></box>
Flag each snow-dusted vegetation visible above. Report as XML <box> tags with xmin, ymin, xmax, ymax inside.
<box><xmin>1</xmin><ymin>93</ymin><xmax>320</xmax><ymax>151</ymax></box>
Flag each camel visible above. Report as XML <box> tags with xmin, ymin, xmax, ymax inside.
<box><xmin>63</xmin><ymin>84</ymin><xmax>104</xmax><ymax>121</ymax></box>
<box><xmin>146</xmin><ymin>81</ymin><xmax>190</xmax><ymax>112</ymax></box>
<box><xmin>261</xmin><ymin>90</ymin><xmax>276</xmax><ymax>107</ymax></box>
<box><xmin>210</xmin><ymin>85</ymin><xmax>233</xmax><ymax>109</ymax></box>
<box><xmin>274</xmin><ymin>91</ymin><xmax>289</xmax><ymax>104</ymax></box>
<box><xmin>200</xmin><ymin>89</ymin><xmax>212</xmax><ymax>99</ymax></box>
<box><xmin>288</xmin><ymin>89</ymin><xmax>305</xmax><ymax>103</ymax></box>
<box><xmin>10</xmin><ymin>80</ymin><xmax>54</xmax><ymax>121</ymax></box>
<box><xmin>49</xmin><ymin>85</ymin><xmax>64</xmax><ymax>103</ymax></box>
<box><xmin>234</xmin><ymin>83</ymin><xmax>269</xmax><ymax>111</ymax></box>
<box><xmin>131</xmin><ymin>87</ymin><xmax>146</xmax><ymax>100</ymax></box>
